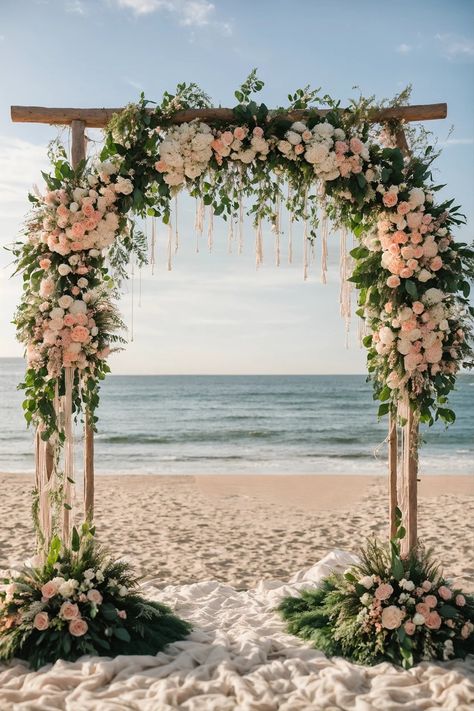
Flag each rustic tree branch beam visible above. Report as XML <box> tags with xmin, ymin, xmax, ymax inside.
<box><xmin>11</xmin><ymin>103</ymin><xmax>447</xmax><ymax>129</ymax></box>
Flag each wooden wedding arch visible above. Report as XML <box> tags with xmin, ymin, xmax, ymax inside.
<box><xmin>11</xmin><ymin>100</ymin><xmax>448</xmax><ymax>555</ymax></box>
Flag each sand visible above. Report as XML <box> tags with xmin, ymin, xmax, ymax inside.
<box><xmin>0</xmin><ymin>472</ymin><xmax>472</xmax><ymax>590</ymax></box>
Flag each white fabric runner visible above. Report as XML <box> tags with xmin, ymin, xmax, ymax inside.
<box><xmin>1</xmin><ymin>550</ymin><xmax>473</xmax><ymax>710</ymax></box>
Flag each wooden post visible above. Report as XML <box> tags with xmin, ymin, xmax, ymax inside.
<box><xmin>70</xmin><ymin>120</ymin><xmax>94</xmax><ymax>521</ymax></box>
<box><xmin>388</xmin><ymin>412</ymin><xmax>398</xmax><ymax>539</ymax></box>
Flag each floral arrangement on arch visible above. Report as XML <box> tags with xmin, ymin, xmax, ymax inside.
<box><xmin>12</xmin><ymin>71</ymin><xmax>473</xmax><ymax>454</ymax></box>
<box><xmin>278</xmin><ymin>514</ymin><xmax>474</xmax><ymax>668</ymax></box>
<box><xmin>0</xmin><ymin>524</ymin><xmax>191</xmax><ymax>669</ymax></box>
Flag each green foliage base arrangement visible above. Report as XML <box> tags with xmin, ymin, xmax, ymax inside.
<box><xmin>0</xmin><ymin>524</ymin><xmax>191</xmax><ymax>670</ymax></box>
<box><xmin>278</xmin><ymin>515</ymin><xmax>474</xmax><ymax>669</ymax></box>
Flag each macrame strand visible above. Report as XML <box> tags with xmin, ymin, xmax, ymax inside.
<box><xmin>287</xmin><ymin>184</ymin><xmax>293</xmax><ymax>264</ymax></box>
<box><xmin>255</xmin><ymin>220</ymin><xmax>263</xmax><ymax>268</ymax></box>
<box><xmin>150</xmin><ymin>217</ymin><xmax>156</xmax><ymax>275</ymax></box>
<box><xmin>238</xmin><ymin>193</ymin><xmax>244</xmax><ymax>255</ymax></box>
<box><xmin>62</xmin><ymin>367</ymin><xmax>74</xmax><ymax>542</ymax></box>
<box><xmin>208</xmin><ymin>209</ymin><xmax>214</xmax><ymax>252</ymax></box>
<box><xmin>303</xmin><ymin>190</ymin><xmax>309</xmax><ymax>281</ymax></box>
<box><xmin>320</xmin><ymin>197</ymin><xmax>329</xmax><ymax>284</ymax></box>
<box><xmin>167</xmin><ymin>221</ymin><xmax>173</xmax><ymax>271</ymax></box>
<box><xmin>174</xmin><ymin>195</ymin><xmax>179</xmax><ymax>253</ymax></box>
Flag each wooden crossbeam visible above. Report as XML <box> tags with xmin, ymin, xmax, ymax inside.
<box><xmin>11</xmin><ymin>103</ymin><xmax>447</xmax><ymax>129</ymax></box>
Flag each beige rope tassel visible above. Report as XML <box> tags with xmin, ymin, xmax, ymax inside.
<box><xmin>62</xmin><ymin>367</ymin><xmax>75</xmax><ymax>543</ymax></box>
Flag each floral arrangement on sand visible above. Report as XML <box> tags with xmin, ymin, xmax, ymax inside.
<box><xmin>0</xmin><ymin>524</ymin><xmax>191</xmax><ymax>669</ymax></box>
<box><xmin>278</xmin><ymin>513</ymin><xmax>474</xmax><ymax>668</ymax></box>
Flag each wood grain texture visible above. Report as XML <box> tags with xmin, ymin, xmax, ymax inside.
<box><xmin>11</xmin><ymin>103</ymin><xmax>448</xmax><ymax>128</ymax></box>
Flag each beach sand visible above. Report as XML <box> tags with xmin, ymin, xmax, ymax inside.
<box><xmin>0</xmin><ymin>473</ymin><xmax>472</xmax><ymax>590</ymax></box>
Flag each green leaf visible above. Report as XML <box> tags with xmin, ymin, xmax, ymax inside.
<box><xmin>405</xmin><ymin>280</ymin><xmax>418</xmax><ymax>299</ymax></box>
<box><xmin>439</xmin><ymin>604</ymin><xmax>459</xmax><ymax>619</ymax></box>
<box><xmin>378</xmin><ymin>402</ymin><xmax>390</xmax><ymax>417</ymax></box>
<box><xmin>46</xmin><ymin>535</ymin><xmax>61</xmax><ymax>567</ymax></box>
<box><xmin>391</xmin><ymin>555</ymin><xmax>404</xmax><ymax>581</ymax></box>
<box><xmin>113</xmin><ymin>626</ymin><xmax>131</xmax><ymax>643</ymax></box>
<box><xmin>71</xmin><ymin>527</ymin><xmax>80</xmax><ymax>552</ymax></box>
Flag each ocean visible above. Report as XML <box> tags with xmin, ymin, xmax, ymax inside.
<box><xmin>0</xmin><ymin>358</ymin><xmax>472</xmax><ymax>475</ymax></box>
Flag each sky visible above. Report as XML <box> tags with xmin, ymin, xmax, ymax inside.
<box><xmin>0</xmin><ymin>0</ymin><xmax>473</xmax><ymax>374</ymax></box>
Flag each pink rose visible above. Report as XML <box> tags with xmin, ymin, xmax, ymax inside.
<box><xmin>57</xmin><ymin>204</ymin><xmax>69</xmax><ymax>218</ymax></box>
<box><xmin>39</xmin><ymin>258</ymin><xmax>51</xmax><ymax>270</ymax></box>
<box><xmin>335</xmin><ymin>140</ymin><xmax>348</xmax><ymax>154</ymax></box>
<box><xmin>82</xmin><ymin>203</ymin><xmax>95</xmax><ymax>218</ymax></box>
<box><xmin>385</xmin><ymin>302</ymin><xmax>393</xmax><ymax>313</ymax></box>
<box><xmin>60</xmin><ymin>602</ymin><xmax>80</xmax><ymax>620</ymax></box>
<box><xmin>252</xmin><ymin>126</ymin><xmax>264</xmax><ymax>138</ymax></box>
<box><xmin>415</xmin><ymin>602</ymin><xmax>430</xmax><ymax>619</ymax></box>
<box><xmin>425</xmin><ymin>611</ymin><xmax>442</xmax><ymax>630</ymax></box>
<box><xmin>155</xmin><ymin>160</ymin><xmax>168</xmax><ymax>173</ymax></box>
<box><xmin>404</xmin><ymin>621</ymin><xmax>416</xmax><ymax>636</ymax></box>
<box><xmin>69</xmin><ymin>618</ymin><xmax>88</xmax><ymax>637</ymax></box>
<box><xmin>438</xmin><ymin>586</ymin><xmax>452</xmax><ymax>601</ymax></box>
<box><xmin>394</xmin><ymin>230</ymin><xmax>408</xmax><ymax>244</ymax></box>
<box><xmin>71</xmin><ymin>326</ymin><xmax>89</xmax><ymax>343</ymax></box>
<box><xmin>383</xmin><ymin>192</ymin><xmax>398</xmax><ymax>208</ymax></box>
<box><xmin>430</xmin><ymin>256</ymin><xmax>443</xmax><ymax>271</ymax></box>
<box><xmin>381</xmin><ymin>605</ymin><xmax>404</xmax><ymax>630</ymax></box>
<box><xmin>233</xmin><ymin>127</ymin><xmax>246</xmax><ymax>141</ymax></box>
<box><xmin>455</xmin><ymin>594</ymin><xmax>466</xmax><ymax>607</ymax></box>
<box><xmin>387</xmin><ymin>275</ymin><xmax>400</xmax><ymax>288</ymax></box>
<box><xmin>294</xmin><ymin>143</ymin><xmax>305</xmax><ymax>155</ymax></box>
<box><xmin>117</xmin><ymin>609</ymin><xmax>127</xmax><ymax>619</ymax></box>
<box><xmin>425</xmin><ymin>595</ymin><xmax>437</xmax><ymax>608</ymax></box>
<box><xmin>461</xmin><ymin>623</ymin><xmax>473</xmax><ymax>639</ymax></box>
<box><xmin>39</xmin><ymin>278</ymin><xmax>55</xmax><ymax>298</ymax></box>
<box><xmin>407</xmin><ymin>212</ymin><xmax>423</xmax><ymax>229</ymax></box>
<box><xmin>397</xmin><ymin>201</ymin><xmax>411</xmax><ymax>216</ymax></box>
<box><xmin>412</xmin><ymin>301</ymin><xmax>424</xmax><ymax>315</ymax></box>
<box><xmin>400</xmin><ymin>267</ymin><xmax>414</xmax><ymax>279</ymax></box>
<box><xmin>75</xmin><ymin>313</ymin><xmax>89</xmax><ymax>326</ymax></box>
<box><xmin>349</xmin><ymin>137</ymin><xmax>364</xmax><ymax>154</ymax></box>
<box><xmin>33</xmin><ymin>612</ymin><xmax>49</xmax><ymax>631</ymax></box>
<box><xmin>87</xmin><ymin>589</ymin><xmax>103</xmax><ymax>605</ymax></box>
<box><xmin>63</xmin><ymin>314</ymin><xmax>75</xmax><ymax>327</ymax></box>
<box><xmin>41</xmin><ymin>581</ymin><xmax>58</xmax><ymax>599</ymax></box>
<box><xmin>375</xmin><ymin>583</ymin><xmax>393</xmax><ymax>601</ymax></box>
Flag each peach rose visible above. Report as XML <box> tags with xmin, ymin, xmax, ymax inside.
<box><xmin>438</xmin><ymin>586</ymin><xmax>452</xmax><ymax>601</ymax></box>
<box><xmin>455</xmin><ymin>594</ymin><xmax>466</xmax><ymax>607</ymax></box>
<box><xmin>117</xmin><ymin>609</ymin><xmax>127</xmax><ymax>619</ymax></box>
<box><xmin>375</xmin><ymin>583</ymin><xmax>393</xmax><ymax>601</ymax></box>
<box><xmin>233</xmin><ymin>127</ymin><xmax>246</xmax><ymax>140</ymax></box>
<box><xmin>60</xmin><ymin>602</ymin><xmax>80</xmax><ymax>620</ymax></box>
<box><xmin>82</xmin><ymin>203</ymin><xmax>95</xmax><ymax>218</ymax></box>
<box><xmin>407</xmin><ymin>212</ymin><xmax>423</xmax><ymax>229</ymax></box>
<box><xmin>71</xmin><ymin>326</ymin><xmax>90</xmax><ymax>343</ymax></box>
<box><xmin>397</xmin><ymin>201</ymin><xmax>411</xmax><ymax>215</ymax></box>
<box><xmin>33</xmin><ymin>612</ymin><xmax>49</xmax><ymax>631</ymax></box>
<box><xmin>430</xmin><ymin>256</ymin><xmax>443</xmax><ymax>271</ymax></box>
<box><xmin>87</xmin><ymin>589</ymin><xmax>103</xmax><ymax>605</ymax></box>
<box><xmin>155</xmin><ymin>160</ymin><xmax>168</xmax><ymax>173</ymax></box>
<box><xmin>69</xmin><ymin>618</ymin><xmax>88</xmax><ymax>637</ymax></box>
<box><xmin>41</xmin><ymin>581</ymin><xmax>58</xmax><ymax>599</ymax></box>
<box><xmin>387</xmin><ymin>275</ymin><xmax>400</xmax><ymax>288</ymax></box>
<box><xmin>412</xmin><ymin>301</ymin><xmax>424</xmax><ymax>315</ymax></box>
<box><xmin>39</xmin><ymin>258</ymin><xmax>52</xmax><ymax>270</ymax></box>
<box><xmin>252</xmin><ymin>126</ymin><xmax>264</xmax><ymax>138</ymax></box>
<box><xmin>383</xmin><ymin>192</ymin><xmax>398</xmax><ymax>208</ymax></box>
<box><xmin>381</xmin><ymin>605</ymin><xmax>404</xmax><ymax>630</ymax></box>
<box><xmin>425</xmin><ymin>595</ymin><xmax>437</xmax><ymax>609</ymax></box>
<box><xmin>415</xmin><ymin>602</ymin><xmax>430</xmax><ymax>619</ymax></box>
<box><xmin>425</xmin><ymin>611</ymin><xmax>442</xmax><ymax>630</ymax></box>
<box><xmin>63</xmin><ymin>314</ymin><xmax>75</xmax><ymax>327</ymax></box>
<box><xmin>349</xmin><ymin>137</ymin><xmax>364</xmax><ymax>154</ymax></box>
<box><xmin>404</xmin><ymin>621</ymin><xmax>416</xmax><ymax>635</ymax></box>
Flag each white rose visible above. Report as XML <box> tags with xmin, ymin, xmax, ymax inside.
<box><xmin>360</xmin><ymin>593</ymin><xmax>372</xmax><ymax>606</ymax></box>
<box><xmin>359</xmin><ymin>575</ymin><xmax>375</xmax><ymax>589</ymax></box>
<box><xmin>69</xmin><ymin>202</ymin><xmax>79</xmax><ymax>213</ymax></box>
<box><xmin>291</xmin><ymin>121</ymin><xmax>307</xmax><ymax>133</ymax></box>
<box><xmin>409</xmin><ymin>187</ymin><xmax>425</xmax><ymax>207</ymax></box>
<box><xmin>72</xmin><ymin>187</ymin><xmax>87</xmax><ymax>202</ymax></box>
<box><xmin>286</xmin><ymin>130</ymin><xmax>302</xmax><ymax>145</ymax></box>
<box><xmin>278</xmin><ymin>140</ymin><xmax>292</xmax><ymax>155</ymax></box>
<box><xmin>423</xmin><ymin>288</ymin><xmax>444</xmax><ymax>305</ymax></box>
<box><xmin>77</xmin><ymin>278</ymin><xmax>88</xmax><ymax>288</ymax></box>
<box><xmin>334</xmin><ymin>128</ymin><xmax>345</xmax><ymax>140</ymax></box>
<box><xmin>87</xmin><ymin>174</ymin><xmax>98</xmax><ymax>187</ymax></box>
<box><xmin>417</xmin><ymin>269</ymin><xmax>433</xmax><ymax>283</ymax></box>
<box><xmin>164</xmin><ymin>172</ymin><xmax>185</xmax><ymax>187</ymax></box>
<box><xmin>69</xmin><ymin>299</ymin><xmax>87</xmax><ymax>315</ymax></box>
<box><xmin>58</xmin><ymin>579</ymin><xmax>78</xmax><ymax>598</ymax></box>
<box><xmin>49</xmin><ymin>307</ymin><xmax>64</xmax><ymax>320</ymax></box>
<box><xmin>413</xmin><ymin>613</ymin><xmax>426</xmax><ymax>625</ymax></box>
<box><xmin>184</xmin><ymin>164</ymin><xmax>202</xmax><ymax>180</ymax></box>
<box><xmin>89</xmin><ymin>249</ymin><xmax>100</xmax><ymax>257</ymax></box>
<box><xmin>397</xmin><ymin>339</ymin><xmax>412</xmax><ymax>355</ymax></box>
<box><xmin>58</xmin><ymin>295</ymin><xmax>73</xmax><ymax>309</ymax></box>
<box><xmin>305</xmin><ymin>144</ymin><xmax>329</xmax><ymax>165</ymax></box>
<box><xmin>313</xmin><ymin>121</ymin><xmax>334</xmax><ymax>138</ymax></box>
<box><xmin>68</xmin><ymin>255</ymin><xmax>80</xmax><ymax>266</ymax></box>
<box><xmin>400</xmin><ymin>579</ymin><xmax>415</xmax><ymax>592</ymax></box>
<box><xmin>58</xmin><ymin>264</ymin><xmax>72</xmax><ymax>276</ymax></box>
<box><xmin>379</xmin><ymin>327</ymin><xmax>395</xmax><ymax>345</ymax></box>
<box><xmin>114</xmin><ymin>177</ymin><xmax>134</xmax><ymax>195</ymax></box>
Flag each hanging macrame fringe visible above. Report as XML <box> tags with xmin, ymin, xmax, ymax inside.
<box><xmin>62</xmin><ymin>367</ymin><xmax>74</xmax><ymax>542</ymax></box>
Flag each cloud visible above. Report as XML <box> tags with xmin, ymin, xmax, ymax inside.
<box><xmin>0</xmin><ymin>136</ymin><xmax>49</xmax><ymax>219</ymax></box>
<box><xmin>435</xmin><ymin>33</ymin><xmax>474</xmax><ymax>60</ymax></box>
<box><xmin>396</xmin><ymin>43</ymin><xmax>412</xmax><ymax>54</ymax></box>
<box><xmin>439</xmin><ymin>137</ymin><xmax>474</xmax><ymax>147</ymax></box>
<box><xmin>66</xmin><ymin>0</ymin><xmax>86</xmax><ymax>13</ymax></box>
<box><xmin>112</xmin><ymin>0</ymin><xmax>232</xmax><ymax>34</ymax></box>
